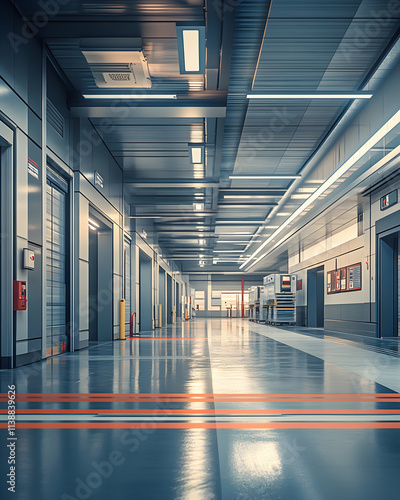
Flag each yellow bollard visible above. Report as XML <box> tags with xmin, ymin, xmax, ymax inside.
<box><xmin>119</xmin><ymin>299</ymin><xmax>125</xmax><ymax>340</ymax></box>
<box><xmin>159</xmin><ymin>304</ymin><xmax>162</xmax><ymax>327</ymax></box>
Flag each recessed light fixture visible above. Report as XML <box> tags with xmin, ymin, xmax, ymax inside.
<box><xmin>193</xmin><ymin>202</ymin><xmax>204</xmax><ymax>211</ymax></box>
<box><xmin>198</xmin><ymin>239</ymin><xmax>206</xmax><ymax>245</ymax></box>
<box><xmin>246</xmin><ymin>93</ymin><xmax>373</xmax><ymax>99</ymax></box>
<box><xmin>213</xmin><ymin>250</ymin><xmax>245</xmax><ymax>253</ymax></box>
<box><xmin>189</xmin><ymin>144</ymin><xmax>205</xmax><ymax>164</ymax></box>
<box><xmin>88</xmin><ymin>223</ymin><xmax>97</xmax><ymax>231</ymax></box>
<box><xmin>83</xmin><ymin>94</ymin><xmax>177</xmax><ymax>99</ymax></box>
<box><xmin>229</xmin><ymin>175</ymin><xmax>301</xmax><ymax>180</ymax></box>
<box><xmin>223</xmin><ymin>195</ymin><xmax>278</xmax><ymax>199</ymax></box>
<box><xmin>216</xmin><ymin>220</ymin><xmax>265</xmax><ymax>224</ymax></box>
<box><xmin>176</xmin><ymin>26</ymin><xmax>205</xmax><ymax>74</ymax></box>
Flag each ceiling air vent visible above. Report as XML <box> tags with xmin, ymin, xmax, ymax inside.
<box><xmin>82</xmin><ymin>50</ymin><xmax>152</xmax><ymax>88</ymax></box>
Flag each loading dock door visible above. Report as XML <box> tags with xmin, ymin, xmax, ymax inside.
<box><xmin>46</xmin><ymin>168</ymin><xmax>69</xmax><ymax>357</ymax></box>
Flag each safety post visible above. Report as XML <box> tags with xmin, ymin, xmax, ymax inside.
<box><xmin>130</xmin><ymin>312</ymin><xmax>136</xmax><ymax>337</ymax></box>
<box><xmin>158</xmin><ymin>304</ymin><xmax>162</xmax><ymax>327</ymax></box>
<box><xmin>119</xmin><ymin>299</ymin><xmax>125</xmax><ymax>340</ymax></box>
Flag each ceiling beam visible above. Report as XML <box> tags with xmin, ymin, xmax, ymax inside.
<box><xmin>125</xmin><ymin>179</ymin><xmax>220</xmax><ymax>188</ymax></box>
<box><xmin>70</xmin><ymin>106</ymin><xmax>226</xmax><ymax>119</ymax></box>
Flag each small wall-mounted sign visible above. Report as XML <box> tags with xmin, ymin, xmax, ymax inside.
<box><xmin>23</xmin><ymin>248</ymin><xmax>35</xmax><ymax>270</ymax></box>
<box><xmin>380</xmin><ymin>189</ymin><xmax>398</xmax><ymax>211</ymax></box>
<box><xmin>141</xmin><ymin>229</ymin><xmax>147</xmax><ymax>240</ymax></box>
<box><xmin>296</xmin><ymin>279</ymin><xmax>302</xmax><ymax>291</ymax></box>
<box><xmin>28</xmin><ymin>158</ymin><xmax>39</xmax><ymax>179</ymax></box>
<box><xmin>94</xmin><ymin>171</ymin><xmax>104</xmax><ymax>189</ymax></box>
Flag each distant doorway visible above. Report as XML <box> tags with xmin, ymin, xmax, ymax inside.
<box><xmin>378</xmin><ymin>230</ymin><xmax>399</xmax><ymax>338</ymax></box>
<box><xmin>167</xmin><ymin>274</ymin><xmax>172</xmax><ymax>324</ymax></box>
<box><xmin>88</xmin><ymin>208</ymin><xmax>113</xmax><ymax>342</ymax></box>
<box><xmin>139</xmin><ymin>251</ymin><xmax>152</xmax><ymax>332</ymax></box>
<box><xmin>307</xmin><ymin>266</ymin><xmax>324</xmax><ymax>328</ymax></box>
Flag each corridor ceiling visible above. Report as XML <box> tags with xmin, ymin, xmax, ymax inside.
<box><xmin>14</xmin><ymin>0</ymin><xmax>400</xmax><ymax>274</ymax></box>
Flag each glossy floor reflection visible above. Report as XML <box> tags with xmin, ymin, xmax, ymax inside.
<box><xmin>1</xmin><ymin>319</ymin><xmax>400</xmax><ymax>499</ymax></box>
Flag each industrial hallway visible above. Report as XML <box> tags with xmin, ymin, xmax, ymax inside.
<box><xmin>1</xmin><ymin>319</ymin><xmax>400</xmax><ymax>500</ymax></box>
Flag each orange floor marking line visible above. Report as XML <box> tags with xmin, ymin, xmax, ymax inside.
<box><xmin>2</xmin><ymin>392</ymin><xmax>398</xmax><ymax>398</ymax></box>
<box><xmin>128</xmin><ymin>337</ymin><xmax>208</xmax><ymax>340</ymax></box>
<box><xmin>2</xmin><ymin>408</ymin><xmax>400</xmax><ymax>415</ymax></box>
<box><xmin>2</xmin><ymin>397</ymin><xmax>400</xmax><ymax>403</ymax></box>
<box><xmin>2</xmin><ymin>422</ymin><xmax>400</xmax><ymax>429</ymax></box>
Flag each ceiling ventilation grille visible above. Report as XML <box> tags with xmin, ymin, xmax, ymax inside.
<box><xmin>82</xmin><ymin>51</ymin><xmax>151</xmax><ymax>88</ymax></box>
<box><xmin>47</xmin><ymin>98</ymin><xmax>64</xmax><ymax>138</ymax></box>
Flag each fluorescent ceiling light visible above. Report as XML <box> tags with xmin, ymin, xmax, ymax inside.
<box><xmin>83</xmin><ymin>94</ymin><xmax>177</xmax><ymax>99</ymax></box>
<box><xmin>276</xmin><ymin>212</ymin><xmax>291</xmax><ymax>216</ymax></box>
<box><xmin>247</xmin><ymin>93</ymin><xmax>373</xmax><ymax>99</ymax></box>
<box><xmin>88</xmin><ymin>223</ymin><xmax>97</xmax><ymax>231</ymax></box>
<box><xmin>213</xmin><ymin>250</ymin><xmax>244</xmax><ymax>253</ymax></box>
<box><xmin>193</xmin><ymin>202</ymin><xmax>204</xmax><ymax>211</ymax></box>
<box><xmin>291</xmin><ymin>194</ymin><xmax>311</xmax><ymax>199</ymax></box>
<box><xmin>229</xmin><ymin>175</ymin><xmax>301</xmax><ymax>180</ymax></box>
<box><xmin>198</xmin><ymin>239</ymin><xmax>206</xmax><ymax>245</ymax></box>
<box><xmin>183</xmin><ymin>30</ymin><xmax>199</xmax><ymax>71</ymax></box>
<box><xmin>223</xmin><ymin>195</ymin><xmax>278</xmax><ymax>199</ymax></box>
<box><xmin>241</xmin><ymin>108</ymin><xmax>400</xmax><ymax>271</ymax></box>
<box><xmin>88</xmin><ymin>218</ymin><xmax>99</xmax><ymax>228</ymax></box>
<box><xmin>217</xmin><ymin>240</ymin><xmax>260</xmax><ymax>243</ymax></box>
<box><xmin>216</xmin><ymin>220</ymin><xmax>264</xmax><ymax>224</ymax></box>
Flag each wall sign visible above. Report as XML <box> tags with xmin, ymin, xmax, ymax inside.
<box><xmin>327</xmin><ymin>263</ymin><xmax>361</xmax><ymax>294</ymax></box>
<box><xmin>95</xmin><ymin>171</ymin><xmax>104</xmax><ymax>189</ymax></box>
<box><xmin>380</xmin><ymin>189</ymin><xmax>398</xmax><ymax>211</ymax></box>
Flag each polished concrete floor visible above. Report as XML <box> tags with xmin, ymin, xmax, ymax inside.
<box><xmin>1</xmin><ymin>318</ymin><xmax>400</xmax><ymax>499</ymax></box>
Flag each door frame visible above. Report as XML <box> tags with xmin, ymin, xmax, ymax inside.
<box><xmin>0</xmin><ymin>120</ymin><xmax>14</xmax><ymax>368</ymax></box>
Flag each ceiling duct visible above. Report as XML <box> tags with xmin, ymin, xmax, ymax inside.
<box><xmin>81</xmin><ymin>39</ymin><xmax>151</xmax><ymax>89</ymax></box>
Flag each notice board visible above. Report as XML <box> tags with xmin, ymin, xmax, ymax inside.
<box><xmin>327</xmin><ymin>263</ymin><xmax>361</xmax><ymax>294</ymax></box>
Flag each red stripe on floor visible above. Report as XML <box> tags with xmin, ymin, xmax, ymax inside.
<box><xmin>2</xmin><ymin>408</ymin><xmax>400</xmax><ymax>415</ymax></box>
<box><xmin>3</xmin><ymin>393</ymin><xmax>398</xmax><ymax>398</ymax></box>
<box><xmin>2</xmin><ymin>397</ymin><xmax>400</xmax><ymax>403</ymax></box>
<box><xmin>2</xmin><ymin>422</ymin><xmax>400</xmax><ymax>429</ymax></box>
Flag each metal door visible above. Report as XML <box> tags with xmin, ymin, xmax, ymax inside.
<box><xmin>124</xmin><ymin>238</ymin><xmax>131</xmax><ymax>336</ymax></box>
<box><xmin>46</xmin><ymin>168</ymin><xmax>69</xmax><ymax>356</ymax></box>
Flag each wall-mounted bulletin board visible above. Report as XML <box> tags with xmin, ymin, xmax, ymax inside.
<box><xmin>327</xmin><ymin>263</ymin><xmax>361</xmax><ymax>294</ymax></box>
